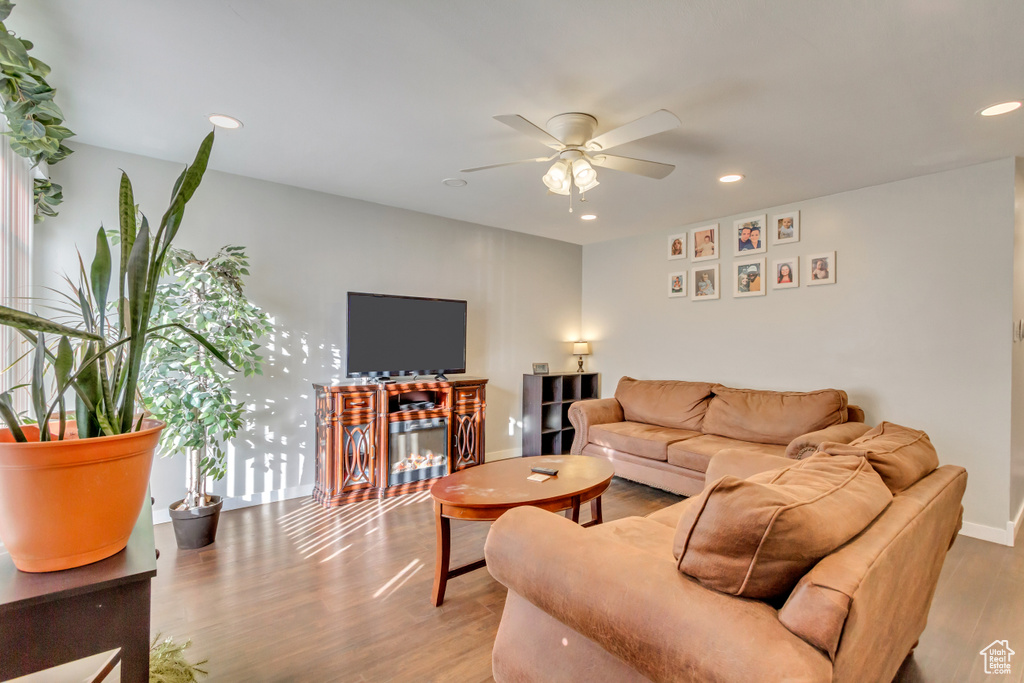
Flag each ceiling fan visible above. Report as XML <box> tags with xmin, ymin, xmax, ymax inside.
<box><xmin>461</xmin><ymin>109</ymin><xmax>681</xmax><ymax>212</ymax></box>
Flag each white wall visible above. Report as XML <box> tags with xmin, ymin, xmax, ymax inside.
<box><xmin>583</xmin><ymin>159</ymin><xmax>1016</xmax><ymax>537</ymax></box>
<box><xmin>37</xmin><ymin>143</ymin><xmax>582</xmax><ymax>523</ymax></box>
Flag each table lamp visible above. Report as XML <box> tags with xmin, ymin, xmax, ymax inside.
<box><xmin>573</xmin><ymin>341</ymin><xmax>591</xmax><ymax>373</ymax></box>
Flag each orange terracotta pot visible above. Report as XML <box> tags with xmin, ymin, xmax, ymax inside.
<box><xmin>0</xmin><ymin>419</ymin><xmax>163</xmax><ymax>572</ymax></box>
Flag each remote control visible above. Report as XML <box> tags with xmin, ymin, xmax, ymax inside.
<box><xmin>530</xmin><ymin>467</ymin><xmax>558</xmax><ymax>476</ymax></box>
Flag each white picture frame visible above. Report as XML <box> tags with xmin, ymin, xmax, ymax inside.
<box><xmin>807</xmin><ymin>251</ymin><xmax>836</xmax><ymax>285</ymax></box>
<box><xmin>771</xmin><ymin>257</ymin><xmax>799</xmax><ymax>289</ymax></box>
<box><xmin>691</xmin><ymin>264</ymin><xmax>720</xmax><ymax>301</ymax></box>
<box><xmin>733</xmin><ymin>257</ymin><xmax>766</xmax><ymax>297</ymax></box>
<box><xmin>667</xmin><ymin>232</ymin><xmax>687</xmax><ymax>261</ymax></box>
<box><xmin>771</xmin><ymin>211</ymin><xmax>800</xmax><ymax>245</ymax></box>
<box><xmin>690</xmin><ymin>224</ymin><xmax>719</xmax><ymax>262</ymax></box>
<box><xmin>668</xmin><ymin>271</ymin><xmax>687</xmax><ymax>298</ymax></box>
<box><xmin>733</xmin><ymin>214</ymin><xmax>767</xmax><ymax>255</ymax></box>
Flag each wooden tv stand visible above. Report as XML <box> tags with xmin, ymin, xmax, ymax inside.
<box><xmin>312</xmin><ymin>377</ymin><xmax>487</xmax><ymax>507</ymax></box>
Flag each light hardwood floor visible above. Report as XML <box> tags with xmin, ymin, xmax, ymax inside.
<box><xmin>145</xmin><ymin>478</ymin><xmax>1023</xmax><ymax>683</ymax></box>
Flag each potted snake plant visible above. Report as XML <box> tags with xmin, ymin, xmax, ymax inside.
<box><xmin>0</xmin><ymin>132</ymin><xmax>233</xmax><ymax>572</ymax></box>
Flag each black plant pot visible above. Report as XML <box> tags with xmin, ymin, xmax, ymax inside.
<box><xmin>168</xmin><ymin>495</ymin><xmax>223</xmax><ymax>550</ymax></box>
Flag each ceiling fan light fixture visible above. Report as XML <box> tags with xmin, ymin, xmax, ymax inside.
<box><xmin>576</xmin><ymin>178</ymin><xmax>600</xmax><ymax>193</ymax></box>
<box><xmin>542</xmin><ymin>159</ymin><xmax>571</xmax><ymax>191</ymax></box>
<box><xmin>572</xmin><ymin>159</ymin><xmax>597</xmax><ymax>186</ymax></box>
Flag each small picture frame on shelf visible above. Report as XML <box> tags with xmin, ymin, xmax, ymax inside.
<box><xmin>532</xmin><ymin>363</ymin><xmax>550</xmax><ymax>375</ymax></box>
<box><xmin>733</xmin><ymin>257</ymin><xmax>766</xmax><ymax>297</ymax></box>
<box><xmin>690</xmin><ymin>224</ymin><xmax>719</xmax><ymax>262</ymax></box>
<box><xmin>668</xmin><ymin>271</ymin><xmax>687</xmax><ymax>298</ymax></box>
<box><xmin>668</xmin><ymin>232</ymin><xmax>687</xmax><ymax>261</ymax></box>
<box><xmin>772</xmin><ymin>210</ymin><xmax>800</xmax><ymax>245</ymax></box>
<box><xmin>734</xmin><ymin>214</ymin><xmax>767</xmax><ymax>255</ymax></box>
<box><xmin>772</xmin><ymin>257</ymin><xmax>799</xmax><ymax>289</ymax></box>
<box><xmin>692</xmin><ymin>264</ymin><xmax>720</xmax><ymax>301</ymax></box>
<box><xmin>807</xmin><ymin>251</ymin><xmax>836</xmax><ymax>285</ymax></box>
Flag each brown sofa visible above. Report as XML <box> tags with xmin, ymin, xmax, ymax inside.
<box><xmin>569</xmin><ymin>377</ymin><xmax>871</xmax><ymax>496</ymax></box>
<box><xmin>486</xmin><ymin>440</ymin><xmax>967</xmax><ymax>682</ymax></box>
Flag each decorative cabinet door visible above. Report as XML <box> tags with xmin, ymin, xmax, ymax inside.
<box><xmin>452</xmin><ymin>385</ymin><xmax>485</xmax><ymax>471</ymax></box>
<box><xmin>339</xmin><ymin>393</ymin><xmax>377</xmax><ymax>492</ymax></box>
<box><xmin>313</xmin><ymin>388</ymin><xmax>376</xmax><ymax>505</ymax></box>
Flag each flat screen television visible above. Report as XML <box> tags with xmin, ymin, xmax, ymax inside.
<box><xmin>346</xmin><ymin>292</ymin><xmax>467</xmax><ymax>378</ymax></box>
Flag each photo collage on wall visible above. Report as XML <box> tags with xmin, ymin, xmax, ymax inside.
<box><xmin>665</xmin><ymin>210</ymin><xmax>836</xmax><ymax>299</ymax></box>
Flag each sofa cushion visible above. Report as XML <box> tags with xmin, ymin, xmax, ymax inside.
<box><xmin>589</xmin><ymin>422</ymin><xmax>700</xmax><ymax>462</ymax></box>
<box><xmin>818</xmin><ymin>422</ymin><xmax>939</xmax><ymax>494</ymax></box>
<box><xmin>645</xmin><ymin>498</ymin><xmax>695</xmax><ymax>529</ymax></box>
<box><xmin>667</xmin><ymin>435</ymin><xmax>786</xmax><ymax>473</ymax></box>
<box><xmin>614</xmin><ymin>377</ymin><xmax>715</xmax><ymax>431</ymax></box>
<box><xmin>587</xmin><ymin>516</ymin><xmax>677</xmax><ymax>560</ymax></box>
<box><xmin>702</xmin><ymin>385</ymin><xmax>849</xmax><ymax>446</ymax></box>
<box><xmin>672</xmin><ymin>453</ymin><xmax>893</xmax><ymax>599</ymax></box>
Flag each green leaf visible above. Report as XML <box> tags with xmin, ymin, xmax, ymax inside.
<box><xmin>126</xmin><ymin>219</ymin><xmax>150</xmax><ymax>336</ymax></box>
<box><xmin>31</xmin><ymin>332</ymin><xmax>47</xmax><ymax>441</ymax></box>
<box><xmin>0</xmin><ymin>2</ymin><xmax>15</xmax><ymax>22</ymax></box>
<box><xmin>0</xmin><ymin>31</ymin><xmax>30</xmax><ymax>70</ymax></box>
<box><xmin>90</xmin><ymin>227</ymin><xmax>111</xmax><ymax>331</ymax></box>
<box><xmin>0</xmin><ymin>304</ymin><xmax>103</xmax><ymax>340</ymax></box>
<box><xmin>55</xmin><ymin>336</ymin><xmax>73</xmax><ymax>388</ymax></box>
<box><xmin>30</xmin><ymin>100</ymin><xmax>63</xmax><ymax>120</ymax></box>
<box><xmin>0</xmin><ymin>392</ymin><xmax>26</xmax><ymax>441</ymax></box>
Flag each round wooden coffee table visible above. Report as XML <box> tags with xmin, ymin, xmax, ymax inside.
<box><xmin>429</xmin><ymin>454</ymin><xmax>614</xmax><ymax>606</ymax></box>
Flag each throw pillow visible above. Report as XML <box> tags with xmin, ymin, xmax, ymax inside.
<box><xmin>818</xmin><ymin>421</ymin><xmax>939</xmax><ymax>494</ymax></box>
<box><xmin>672</xmin><ymin>453</ymin><xmax>892</xmax><ymax>599</ymax></box>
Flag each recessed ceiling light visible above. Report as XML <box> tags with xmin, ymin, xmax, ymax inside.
<box><xmin>442</xmin><ymin>178</ymin><xmax>467</xmax><ymax>187</ymax></box>
<box><xmin>208</xmin><ymin>114</ymin><xmax>243</xmax><ymax>129</ymax></box>
<box><xmin>979</xmin><ymin>101</ymin><xmax>1022</xmax><ymax>117</ymax></box>
<box><xmin>719</xmin><ymin>174</ymin><xmax>744</xmax><ymax>183</ymax></box>
<box><xmin>580</xmin><ymin>214</ymin><xmax>597</xmax><ymax>221</ymax></box>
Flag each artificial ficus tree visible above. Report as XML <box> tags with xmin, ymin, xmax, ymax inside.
<box><xmin>139</xmin><ymin>245</ymin><xmax>271</xmax><ymax>510</ymax></box>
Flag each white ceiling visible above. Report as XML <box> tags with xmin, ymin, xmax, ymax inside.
<box><xmin>13</xmin><ymin>1</ymin><xmax>1024</xmax><ymax>245</ymax></box>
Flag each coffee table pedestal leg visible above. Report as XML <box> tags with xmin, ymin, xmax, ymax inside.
<box><xmin>432</xmin><ymin>502</ymin><xmax>451</xmax><ymax>607</ymax></box>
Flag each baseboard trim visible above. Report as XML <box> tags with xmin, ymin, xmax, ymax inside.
<box><xmin>960</xmin><ymin>521</ymin><xmax>1014</xmax><ymax>547</ymax></box>
<box><xmin>153</xmin><ymin>484</ymin><xmax>315</xmax><ymax>525</ymax></box>
<box><xmin>486</xmin><ymin>447</ymin><xmax>522</xmax><ymax>462</ymax></box>
<box><xmin>1011</xmin><ymin>498</ymin><xmax>1024</xmax><ymax>546</ymax></box>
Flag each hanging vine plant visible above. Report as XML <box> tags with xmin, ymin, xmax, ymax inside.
<box><xmin>0</xmin><ymin>0</ymin><xmax>74</xmax><ymax>222</ymax></box>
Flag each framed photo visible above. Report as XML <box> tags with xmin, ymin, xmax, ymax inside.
<box><xmin>691</xmin><ymin>264</ymin><xmax>720</xmax><ymax>301</ymax></box>
<box><xmin>772</xmin><ymin>211</ymin><xmax>800</xmax><ymax>245</ymax></box>
<box><xmin>690</xmin><ymin>224</ymin><xmax>719</xmax><ymax>262</ymax></box>
<box><xmin>733</xmin><ymin>214</ymin><xmax>767</xmax><ymax>255</ymax></box>
<box><xmin>667</xmin><ymin>232</ymin><xmax>687</xmax><ymax>261</ymax></box>
<box><xmin>733</xmin><ymin>258</ymin><xmax>766</xmax><ymax>297</ymax></box>
<box><xmin>772</xmin><ymin>257</ymin><xmax>799</xmax><ymax>289</ymax></box>
<box><xmin>668</xmin><ymin>271</ymin><xmax>687</xmax><ymax>298</ymax></box>
<box><xmin>807</xmin><ymin>251</ymin><xmax>836</xmax><ymax>285</ymax></box>
<box><xmin>532</xmin><ymin>363</ymin><xmax>550</xmax><ymax>375</ymax></box>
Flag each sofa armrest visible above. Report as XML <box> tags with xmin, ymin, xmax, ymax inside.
<box><xmin>784</xmin><ymin>422</ymin><xmax>873</xmax><ymax>460</ymax></box>
<box><xmin>485</xmin><ymin>507</ymin><xmax>831</xmax><ymax>682</ymax></box>
<box><xmin>705</xmin><ymin>449</ymin><xmax>796</xmax><ymax>484</ymax></box>
<box><xmin>567</xmin><ymin>398</ymin><xmax>624</xmax><ymax>454</ymax></box>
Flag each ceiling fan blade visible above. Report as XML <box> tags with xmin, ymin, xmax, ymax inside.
<box><xmin>589</xmin><ymin>153</ymin><xmax>675</xmax><ymax>179</ymax></box>
<box><xmin>460</xmin><ymin>155</ymin><xmax>556</xmax><ymax>173</ymax></box>
<box><xmin>494</xmin><ymin>115</ymin><xmax>565</xmax><ymax>149</ymax></box>
<box><xmin>587</xmin><ymin>109</ymin><xmax>681</xmax><ymax>151</ymax></box>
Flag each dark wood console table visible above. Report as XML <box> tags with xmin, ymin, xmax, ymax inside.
<box><xmin>313</xmin><ymin>376</ymin><xmax>487</xmax><ymax>507</ymax></box>
<box><xmin>0</xmin><ymin>496</ymin><xmax>156</xmax><ymax>682</ymax></box>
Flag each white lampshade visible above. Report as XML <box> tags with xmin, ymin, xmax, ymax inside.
<box><xmin>571</xmin><ymin>159</ymin><xmax>597</xmax><ymax>186</ymax></box>
<box><xmin>573</xmin><ymin>341</ymin><xmax>591</xmax><ymax>356</ymax></box>
<box><xmin>542</xmin><ymin>160</ymin><xmax>570</xmax><ymax>191</ymax></box>
<box><xmin>576</xmin><ymin>178</ymin><xmax>599</xmax><ymax>193</ymax></box>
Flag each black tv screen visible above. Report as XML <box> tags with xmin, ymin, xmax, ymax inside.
<box><xmin>347</xmin><ymin>292</ymin><xmax>467</xmax><ymax>377</ymax></box>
